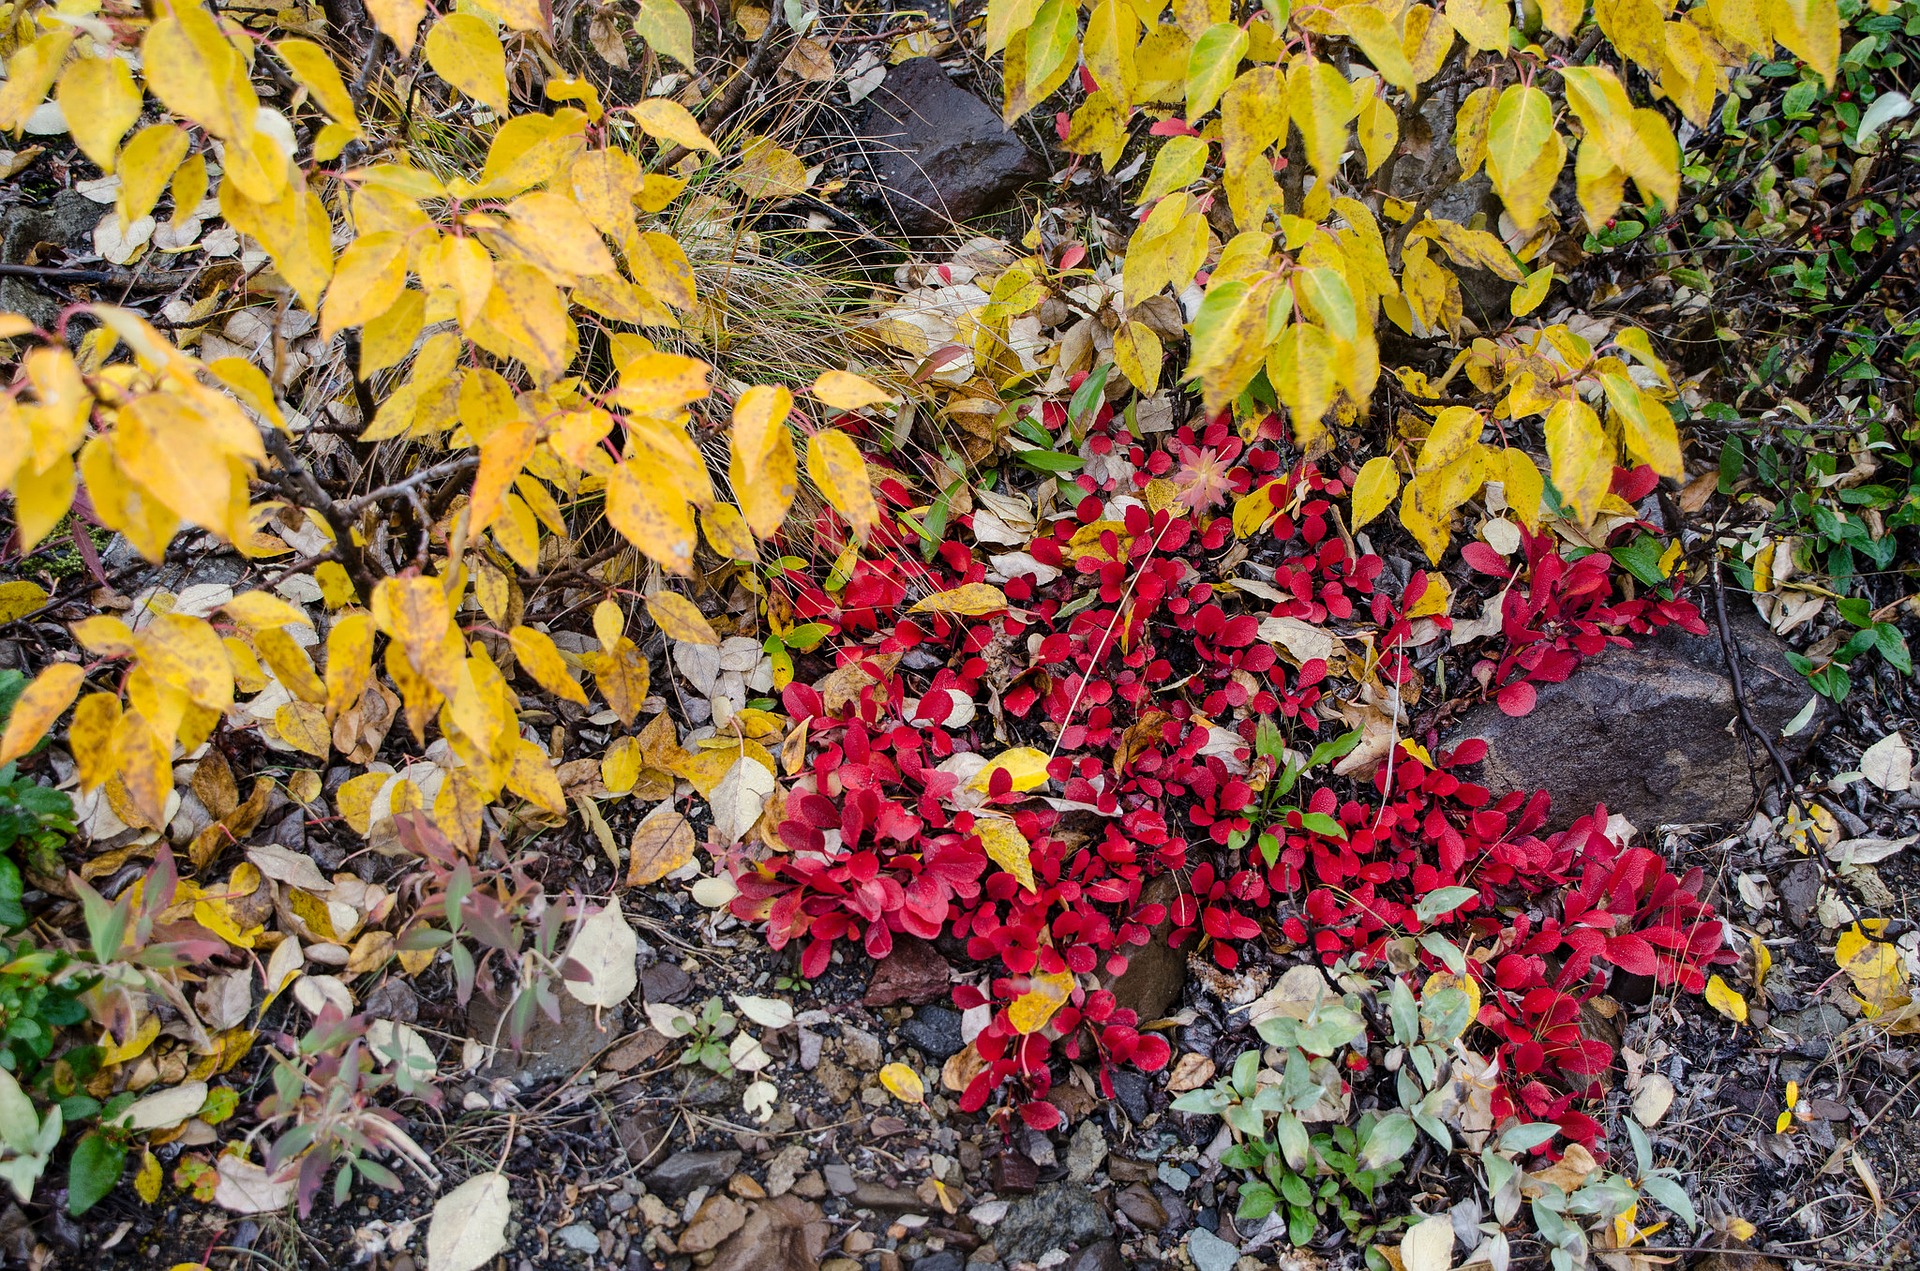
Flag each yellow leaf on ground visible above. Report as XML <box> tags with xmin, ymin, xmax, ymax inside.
<box><xmin>975</xmin><ymin>817</ymin><xmax>1037</xmax><ymax>892</ymax></box>
<box><xmin>879</xmin><ymin>1062</ymin><xmax>926</xmax><ymax>1104</ymax></box>
<box><xmin>1703</xmin><ymin>974</ymin><xmax>1748</xmax><ymax>1023</ymax></box>
<box><xmin>1008</xmin><ymin>970</ymin><xmax>1076</xmax><ymax>1033</ymax></box>
<box><xmin>1351</xmin><ymin>456</ymin><xmax>1401</xmax><ymax>532</ymax></box>
<box><xmin>969</xmin><ymin>746</ymin><xmax>1051</xmax><ymax>794</ymax></box>
<box><xmin>647</xmin><ymin>592</ymin><xmax>719</xmax><ymax>645</ymax></box>
<box><xmin>911</xmin><ymin>584</ymin><xmax>1009</xmax><ymax>616</ymax></box>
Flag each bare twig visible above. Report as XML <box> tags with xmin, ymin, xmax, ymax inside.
<box><xmin>344</xmin><ymin>454</ymin><xmax>481</xmax><ymax>514</ymax></box>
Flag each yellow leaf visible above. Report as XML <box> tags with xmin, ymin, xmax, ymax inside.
<box><xmin>1511</xmin><ymin>265</ymin><xmax>1554</xmax><ymax>317</ymax></box>
<box><xmin>628</xmin><ymin>805</ymin><xmax>696</xmax><ymax>885</ymax></box>
<box><xmin>627</xmin><ymin>99</ymin><xmax>718</xmax><ymax>152</ymax></box>
<box><xmin>0</xmin><ymin>32</ymin><xmax>74</xmax><ymax>133</ymax></box>
<box><xmin>813</xmin><ymin>370</ymin><xmax>894</xmax><ymax>411</ymax></box>
<box><xmin>1337</xmin><ymin>6</ymin><xmax>1417</xmax><ymax>90</ymax></box>
<box><xmin>1499</xmin><ymin>447</ymin><xmax>1545</xmax><ymax>531</ymax></box>
<box><xmin>468</xmin><ymin>409</ymin><xmax>539</xmax><ymax>532</ymax></box>
<box><xmin>508</xmin><ymin>739</ymin><xmax>569</xmax><ymax>816</ymax></box>
<box><xmin>1008</xmin><ymin>970</ymin><xmax>1076</xmax><ymax>1033</ymax></box>
<box><xmin>1486</xmin><ymin>85</ymin><xmax>1560</xmax><ymax>230</ymax></box>
<box><xmin>1351</xmin><ymin>455</ymin><xmax>1401</xmax><ymax>532</ymax></box>
<box><xmin>255</xmin><ymin>627</ymin><xmax>327</xmax><ymax>704</ymax></box>
<box><xmin>222</xmin><ymin>591</ymin><xmax>312</xmax><ymax>631</ymax></box>
<box><xmin>1544</xmin><ymin>397</ymin><xmax>1611</xmax><ymax>526</ymax></box>
<box><xmin>321</xmin><ymin>231</ymin><xmax>409</xmax><ymax>340</ymax></box>
<box><xmin>729</xmin><ymin>387</ymin><xmax>799</xmax><ymax>539</ymax></box>
<box><xmin>911</xmin><ymin>583</ymin><xmax>1009</xmax><ymax>616</ymax></box>
<box><xmin>274</xmin><ymin>700</ymin><xmax>332</xmax><ymax>758</ymax></box>
<box><xmin>1287</xmin><ymin>58</ymin><xmax>1357</xmax><ymax>182</ymax></box>
<box><xmin>0</xmin><ymin>581</ymin><xmax>48</xmax><ymax>624</ymax></box>
<box><xmin>135</xmin><ymin>1149</ymin><xmax>163</xmax><ymax>1203</ymax></box>
<box><xmin>0</xmin><ymin>663</ymin><xmax>82</xmax><ymax>766</ymax></box>
<box><xmin>594</xmin><ymin>600</ymin><xmax>626</xmax><ymax>653</ymax></box>
<box><xmin>602</xmin><ymin>735</ymin><xmax>643</xmax><ymax>793</ymax></box>
<box><xmin>374</xmin><ymin>575</ymin><xmax>462</xmax><ymax>701</ymax></box>
<box><xmin>569</xmin><ymin>148</ymin><xmax>641</xmax><ymax>234</ymax></box>
<box><xmin>969</xmin><ymin>746</ymin><xmax>1050</xmax><ymax>794</ymax></box>
<box><xmin>58</xmin><ymin>55</ymin><xmax>144</xmax><ymax>173</ymax></box>
<box><xmin>325</xmin><ymin>611</ymin><xmax>376</xmax><ymax>718</ymax></box>
<box><xmin>69</xmin><ymin>692</ymin><xmax>119</xmax><ymax>792</ymax></box>
<box><xmin>976</xmin><ymin>816</ymin><xmax>1037</xmax><ymax>892</ymax></box>
<box><xmin>806</xmin><ymin>431</ymin><xmax>879</xmax><ymax>540</ymax></box>
<box><xmin>647</xmin><ymin>592</ymin><xmax>719</xmax><ymax>645</ymax></box>
<box><xmin>879</xmin><ymin>1062</ymin><xmax>926</xmax><ymax>1104</ymax></box>
<box><xmin>316</xmin><ymin>562</ymin><xmax>357</xmax><ymax>608</ymax></box>
<box><xmin>1703</xmin><ymin>974</ymin><xmax>1748</xmax><ymax>1023</ymax></box>
<box><xmin>1269</xmin><ymin>321</ymin><xmax>1337</xmax><ymax>441</ymax></box>
<box><xmin>608</xmin><ymin>458</ymin><xmax>698</xmax><ymax>575</ymax></box>
<box><xmin>425</xmin><ymin>14</ymin><xmax>511</xmax><ymax>116</ymax></box>
<box><xmin>591</xmin><ymin>637</ymin><xmax>651</xmax><ymax>725</ymax></box>
<box><xmin>1113</xmin><ymin>321</ymin><xmax>1164</xmax><ymax>393</ymax></box>
<box><xmin>1772</xmin><ymin>0</ymin><xmax>1838</xmax><ymax>83</ymax></box>
<box><xmin>274</xmin><ymin>38</ymin><xmax>364</xmax><ymax>132</ymax></box>
<box><xmin>701</xmin><ymin>504</ymin><xmax>759</xmax><ymax>561</ymax></box>
<box><xmin>1601</xmin><ymin>370</ymin><xmax>1682</xmax><ymax>478</ymax></box>
<box><xmin>1420</xmin><ymin>970</ymin><xmax>1481</xmax><ymax>1041</ymax></box>
<box><xmin>1447</xmin><ymin>0</ymin><xmax>1511</xmax><ymax>51</ymax></box>
<box><xmin>732</xmin><ymin>136</ymin><xmax>810</xmax><ymax>200</ymax></box>
<box><xmin>367</xmin><ymin>0</ymin><xmax>428</xmax><ymax>53</ymax></box>
<box><xmin>500</xmin><ymin>190</ymin><xmax>617</xmax><ymax>280</ymax></box>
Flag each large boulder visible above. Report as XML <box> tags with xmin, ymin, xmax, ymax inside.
<box><xmin>1451</xmin><ymin>603</ymin><xmax>1826</xmax><ymax>828</ymax></box>
<box><xmin>858</xmin><ymin>58</ymin><xmax>1042</xmax><ymax>235</ymax></box>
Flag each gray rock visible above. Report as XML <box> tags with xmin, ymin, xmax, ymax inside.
<box><xmin>901</xmin><ymin>1005</ymin><xmax>965</xmax><ymax>1060</ymax></box>
<box><xmin>858</xmin><ymin>58</ymin><xmax>1042</xmax><ymax>236</ymax></box>
<box><xmin>1452</xmin><ymin>605</ymin><xmax>1826</xmax><ymax>828</ymax></box>
<box><xmin>1779</xmin><ymin>860</ymin><xmax>1822</xmax><ymax>929</ymax></box>
<box><xmin>824</xmin><ymin>1162</ymin><xmax>858</xmax><ymax>1196</ymax></box>
<box><xmin>839</xmin><ymin>1025</ymin><xmax>883</xmax><ymax>1069</ymax></box>
<box><xmin>645</xmin><ymin>1149</ymin><xmax>742</xmax><ymax>1200</ymax></box>
<box><xmin>469</xmin><ymin>994</ymin><xmax>626</xmax><ymax>1085</ymax></box>
<box><xmin>1110</xmin><ymin>1069</ymin><xmax>1151</xmax><ymax>1124</ymax></box>
<box><xmin>555</xmin><ymin>1224</ymin><xmax>600</xmax><ymax>1252</ymax></box>
<box><xmin>912</xmin><ymin>1253</ymin><xmax>966</xmax><ymax>1271</ymax></box>
<box><xmin>0</xmin><ymin>191</ymin><xmax>106</xmax><ymax>331</ymax></box>
<box><xmin>993</xmin><ymin>1184</ymin><xmax>1114</xmax><ymax>1263</ymax></box>
<box><xmin>1186</xmin><ymin>1227</ymin><xmax>1240</xmax><ymax>1271</ymax></box>
<box><xmin>1065</xmin><ymin>1121</ymin><xmax>1108</xmax><ymax>1183</ymax></box>
<box><xmin>640</xmin><ymin>961</ymin><xmax>692</xmax><ymax>1004</ymax></box>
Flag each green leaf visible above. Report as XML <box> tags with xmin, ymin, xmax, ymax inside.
<box><xmin>1069</xmin><ymin>362</ymin><xmax>1113</xmax><ymax>426</ymax></box>
<box><xmin>1609</xmin><ymin>533</ymin><xmax>1668</xmax><ymax>586</ymax></box>
<box><xmin>1640</xmin><ymin>1173</ymin><xmax>1699</xmax><ymax>1230</ymax></box>
<box><xmin>1186</xmin><ymin>22</ymin><xmax>1249</xmax><ymax>121</ymax></box>
<box><xmin>67</xmin><ymin>1130</ymin><xmax>126</xmax><ymax>1216</ymax></box>
<box><xmin>1236</xmin><ymin>1180</ymin><xmax>1277</xmax><ymax>1220</ymax></box>
<box><xmin>1298</xmin><ymin>811</ymin><xmax>1346</xmax><ymax>840</ymax></box>
<box><xmin>1419</xmin><ymin>932</ymin><xmax>1467</xmax><ymax>975</ymax></box>
<box><xmin>1498</xmin><ymin>1121</ymin><xmax>1561</xmax><ymax>1152</ymax></box>
<box><xmin>1412</xmin><ymin>886</ymin><xmax>1477</xmax><ymax>923</ymax></box>
<box><xmin>1306</xmin><ymin>728</ymin><xmax>1362</xmax><ymax>769</ymax></box>
<box><xmin>1013</xmin><ymin>449</ymin><xmax>1083</xmax><ymax>472</ymax></box>
<box><xmin>1358</xmin><ymin>1110</ymin><xmax>1416</xmax><ymax>1169</ymax></box>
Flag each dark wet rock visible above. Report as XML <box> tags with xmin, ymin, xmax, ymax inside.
<box><xmin>901</xmin><ymin>1005</ymin><xmax>965</xmax><ymax>1060</ymax></box>
<box><xmin>911</xmin><ymin>1251</ymin><xmax>965</xmax><ymax>1271</ymax></box>
<box><xmin>0</xmin><ymin>191</ymin><xmax>105</xmax><ymax>330</ymax></box>
<box><xmin>363</xmin><ymin>977</ymin><xmax>419</xmax><ymax>1024</ymax></box>
<box><xmin>468</xmin><ymin>994</ymin><xmax>625</xmax><ymax>1085</ymax></box>
<box><xmin>707</xmin><ymin>1196</ymin><xmax>828</xmax><ymax>1271</ymax></box>
<box><xmin>1452</xmin><ymin>605</ymin><xmax>1827</xmax><ymax>827</ymax></box>
<box><xmin>863</xmin><ymin>935</ymin><xmax>952</xmax><ymax>1006</ymax></box>
<box><xmin>1110</xmin><ymin>1068</ymin><xmax>1151</xmax><ymax>1123</ymax></box>
<box><xmin>1115</xmin><ymin>1182</ymin><xmax>1167</xmax><ymax>1229</ymax></box>
<box><xmin>617</xmin><ymin>1110</ymin><xmax>668</xmax><ymax>1168</ymax></box>
<box><xmin>991</xmin><ymin>1151</ymin><xmax>1038</xmax><ymax>1194</ymax></box>
<box><xmin>641</xmin><ymin>960</ymin><xmax>692</xmax><ymax>1004</ymax></box>
<box><xmin>1104</xmin><ymin>875</ymin><xmax>1186</xmax><ymax>1023</ymax></box>
<box><xmin>858</xmin><ymin>58</ymin><xmax>1042</xmax><ymax>236</ymax></box>
<box><xmin>1779</xmin><ymin>860</ymin><xmax>1822</xmax><ymax>929</ymax></box>
<box><xmin>854</xmin><ymin>1181</ymin><xmax>930</xmax><ymax>1214</ymax></box>
<box><xmin>993</xmin><ymin>1184</ymin><xmax>1113</xmax><ymax>1263</ymax></box>
<box><xmin>646</xmin><ymin>1149</ymin><xmax>743</xmax><ymax>1200</ymax></box>
<box><xmin>1064</xmin><ymin>1240</ymin><xmax>1128</xmax><ymax>1271</ymax></box>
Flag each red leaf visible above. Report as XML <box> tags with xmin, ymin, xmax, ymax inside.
<box><xmin>1604</xmin><ymin>932</ymin><xmax>1659</xmax><ymax>976</ymax></box>
<box><xmin>1497</xmin><ymin>681</ymin><xmax>1537</xmax><ymax>716</ymax></box>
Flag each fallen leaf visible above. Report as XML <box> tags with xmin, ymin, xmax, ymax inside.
<box><xmin>879</xmin><ymin>1062</ymin><xmax>925</xmax><ymax>1104</ymax></box>
<box><xmin>1400</xmin><ymin>1212</ymin><xmax>1455</xmax><ymax>1271</ymax></box>
<box><xmin>1860</xmin><ymin>731</ymin><xmax>1912</xmax><ymax>792</ymax></box>
<box><xmin>564</xmin><ymin>903</ymin><xmax>639</xmax><ymax>1008</ymax></box>
<box><xmin>426</xmin><ymin>1171</ymin><xmax>511</xmax><ymax>1271</ymax></box>
<box><xmin>1704</xmin><ymin>974</ymin><xmax>1748</xmax><ymax>1023</ymax></box>
<box><xmin>910</xmin><ymin>583</ymin><xmax>1008</xmax><ymax>616</ymax></box>
<box><xmin>212</xmin><ymin>1155</ymin><xmax>295</xmax><ymax>1214</ymax></box>
<box><xmin>628</xmin><ymin>802</ymin><xmax>696</xmax><ymax>886</ymax></box>
<box><xmin>1631</xmin><ymin>1072</ymin><xmax>1675</xmax><ymax>1126</ymax></box>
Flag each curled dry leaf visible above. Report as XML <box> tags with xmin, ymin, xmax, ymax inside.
<box><xmin>213</xmin><ymin>1154</ymin><xmax>295</xmax><ymax>1215</ymax></box>
<box><xmin>709</xmin><ymin>757</ymin><xmax>775</xmax><ymax>844</ymax></box>
<box><xmin>427</xmin><ymin>1171</ymin><xmax>512</xmax><ymax>1271</ymax></box>
<box><xmin>1400</xmin><ymin>1212</ymin><xmax>1455</xmax><ymax>1271</ymax></box>
<box><xmin>1631</xmin><ymin>1072</ymin><xmax>1675</xmax><ymax>1126</ymax></box>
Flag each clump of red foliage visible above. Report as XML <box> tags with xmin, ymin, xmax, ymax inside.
<box><xmin>727</xmin><ymin>403</ymin><xmax>1727</xmax><ymax>1144</ymax></box>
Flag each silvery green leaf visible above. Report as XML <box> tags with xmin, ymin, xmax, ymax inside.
<box><xmin>1276</xmin><ymin>1112</ymin><xmax>1310</xmax><ymax>1172</ymax></box>
<box><xmin>1420</xmin><ymin>933</ymin><xmax>1467</xmax><ymax>975</ymax></box>
<box><xmin>1640</xmin><ymin>1174</ymin><xmax>1698</xmax><ymax>1230</ymax></box>
<box><xmin>1856</xmin><ymin>91</ymin><xmax>1913</xmax><ymax>147</ymax></box>
<box><xmin>1498</xmin><ymin>1121</ymin><xmax>1561</xmax><ymax>1152</ymax></box>
<box><xmin>0</xmin><ymin>1068</ymin><xmax>36</xmax><ymax>1155</ymax></box>
<box><xmin>0</xmin><ymin>1156</ymin><xmax>45</xmax><ymax>1205</ymax></box>
<box><xmin>1359</xmin><ymin>1111</ymin><xmax>1417</xmax><ymax>1170</ymax></box>
<box><xmin>1413</xmin><ymin>1110</ymin><xmax>1452</xmax><ymax>1151</ymax></box>
<box><xmin>1412</xmin><ymin>886</ymin><xmax>1477</xmax><ymax>923</ymax></box>
<box><xmin>1627</xmin><ymin>1118</ymin><xmax>1653</xmax><ymax>1179</ymax></box>
<box><xmin>1389</xmin><ymin>977</ymin><xmax>1418</xmax><ymax>1046</ymax></box>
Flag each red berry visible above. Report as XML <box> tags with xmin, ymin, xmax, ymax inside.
<box><xmin>1839</xmin><ymin>90</ymin><xmax>1854</xmax><ymax>101</ymax></box>
<box><xmin>1605</xmin><ymin>218</ymin><xmax>1617</xmax><ymax>228</ymax></box>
